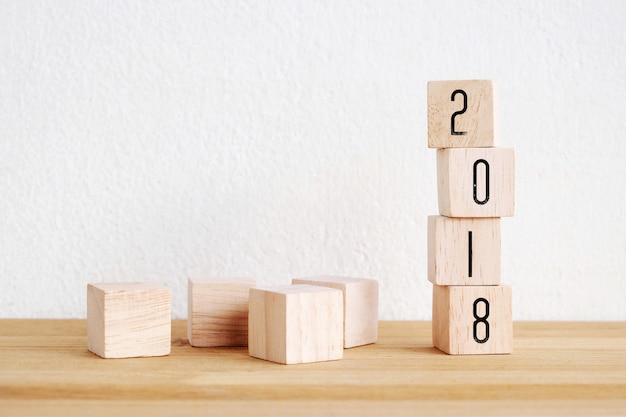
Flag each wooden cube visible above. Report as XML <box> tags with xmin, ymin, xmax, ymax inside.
<box><xmin>187</xmin><ymin>277</ymin><xmax>256</xmax><ymax>347</ymax></box>
<box><xmin>437</xmin><ymin>147</ymin><xmax>515</xmax><ymax>217</ymax></box>
<box><xmin>292</xmin><ymin>276</ymin><xmax>378</xmax><ymax>348</ymax></box>
<box><xmin>428</xmin><ymin>216</ymin><xmax>500</xmax><ymax>286</ymax></box>
<box><xmin>432</xmin><ymin>285</ymin><xmax>512</xmax><ymax>355</ymax></box>
<box><xmin>248</xmin><ymin>285</ymin><xmax>343</xmax><ymax>365</ymax></box>
<box><xmin>428</xmin><ymin>80</ymin><xmax>494</xmax><ymax>148</ymax></box>
<box><xmin>87</xmin><ymin>283</ymin><xmax>171</xmax><ymax>359</ymax></box>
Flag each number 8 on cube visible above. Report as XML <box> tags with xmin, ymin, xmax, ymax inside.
<box><xmin>432</xmin><ymin>285</ymin><xmax>512</xmax><ymax>355</ymax></box>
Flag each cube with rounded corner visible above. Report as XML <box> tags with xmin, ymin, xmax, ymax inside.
<box><xmin>187</xmin><ymin>277</ymin><xmax>256</xmax><ymax>347</ymax></box>
<box><xmin>428</xmin><ymin>216</ymin><xmax>501</xmax><ymax>286</ymax></box>
<box><xmin>428</xmin><ymin>79</ymin><xmax>494</xmax><ymax>148</ymax></box>
<box><xmin>432</xmin><ymin>284</ymin><xmax>512</xmax><ymax>355</ymax></box>
<box><xmin>437</xmin><ymin>147</ymin><xmax>515</xmax><ymax>217</ymax></box>
<box><xmin>248</xmin><ymin>285</ymin><xmax>343</xmax><ymax>365</ymax></box>
<box><xmin>87</xmin><ymin>282</ymin><xmax>171</xmax><ymax>359</ymax></box>
<box><xmin>292</xmin><ymin>276</ymin><xmax>378</xmax><ymax>348</ymax></box>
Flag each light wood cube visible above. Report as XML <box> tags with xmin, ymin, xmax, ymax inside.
<box><xmin>437</xmin><ymin>147</ymin><xmax>515</xmax><ymax>217</ymax></box>
<box><xmin>292</xmin><ymin>276</ymin><xmax>378</xmax><ymax>348</ymax></box>
<box><xmin>428</xmin><ymin>216</ymin><xmax>501</xmax><ymax>286</ymax></box>
<box><xmin>248</xmin><ymin>284</ymin><xmax>343</xmax><ymax>365</ymax></box>
<box><xmin>432</xmin><ymin>285</ymin><xmax>512</xmax><ymax>355</ymax></box>
<box><xmin>428</xmin><ymin>80</ymin><xmax>494</xmax><ymax>148</ymax></box>
<box><xmin>87</xmin><ymin>283</ymin><xmax>171</xmax><ymax>359</ymax></box>
<box><xmin>187</xmin><ymin>277</ymin><xmax>256</xmax><ymax>347</ymax></box>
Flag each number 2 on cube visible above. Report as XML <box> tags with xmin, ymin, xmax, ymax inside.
<box><xmin>450</xmin><ymin>89</ymin><xmax>467</xmax><ymax>136</ymax></box>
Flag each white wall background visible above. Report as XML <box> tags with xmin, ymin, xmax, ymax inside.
<box><xmin>1</xmin><ymin>0</ymin><xmax>625</xmax><ymax>321</ymax></box>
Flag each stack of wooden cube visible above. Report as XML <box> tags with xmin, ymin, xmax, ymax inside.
<box><xmin>427</xmin><ymin>80</ymin><xmax>514</xmax><ymax>355</ymax></box>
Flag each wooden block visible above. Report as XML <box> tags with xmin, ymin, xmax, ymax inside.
<box><xmin>248</xmin><ymin>284</ymin><xmax>343</xmax><ymax>365</ymax></box>
<box><xmin>87</xmin><ymin>282</ymin><xmax>171</xmax><ymax>359</ymax></box>
<box><xmin>292</xmin><ymin>276</ymin><xmax>378</xmax><ymax>348</ymax></box>
<box><xmin>432</xmin><ymin>285</ymin><xmax>512</xmax><ymax>355</ymax></box>
<box><xmin>437</xmin><ymin>147</ymin><xmax>515</xmax><ymax>217</ymax></box>
<box><xmin>428</xmin><ymin>80</ymin><xmax>494</xmax><ymax>148</ymax></box>
<box><xmin>428</xmin><ymin>215</ymin><xmax>501</xmax><ymax>286</ymax></box>
<box><xmin>187</xmin><ymin>277</ymin><xmax>256</xmax><ymax>347</ymax></box>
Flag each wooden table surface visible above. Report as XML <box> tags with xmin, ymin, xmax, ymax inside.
<box><xmin>1</xmin><ymin>320</ymin><xmax>625</xmax><ymax>416</ymax></box>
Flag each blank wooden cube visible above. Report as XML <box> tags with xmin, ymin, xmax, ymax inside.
<box><xmin>437</xmin><ymin>147</ymin><xmax>515</xmax><ymax>217</ymax></box>
<box><xmin>432</xmin><ymin>285</ymin><xmax>512</xmax><ymax>355</ymax></box>
<box><xmin>87</xmin><ymin>283</ymin><xmax>171</xmax><ymax>359</ymax></box>
<box><xmin>428</xmin><ymin>216</ymin><xmax>500</xmax><ymax>286</ymax></box>
<box><xmin>248</xmin><ymin>285</ymin><xmax>343</xmax><ymax>365</ymax></box>
<box><xmin>187</xmin><ymin>277</ymin><xmax>256</xmax><ymax>347</ymax></box>
<box><xmin>292</xmin><ymin>276</ymin><xmax>378</xmax><ymax>348</ymax></box>
<box><xmin>428</xmin><ymin>80</ymin><xmax>494</xmax><ymax>148</ymax></box>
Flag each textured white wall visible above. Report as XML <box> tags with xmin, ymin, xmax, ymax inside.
<box><xmin>1</xmin><ymin>1</ymin><xmax>625</xmax><ymax>320</ymax></box>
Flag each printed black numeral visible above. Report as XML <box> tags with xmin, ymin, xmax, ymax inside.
<box><xmin>450</xmin><ymin>89</ymin><xmax>468</xmax><ymax>136</ymax></box>
<box><xmin>468</xmin><ymin>231</ymin><xmax>473</xmax><ymax>278</ymax></box>
<box><xmin>473</xmin><ymin>159</ymin><xmax>490</xmax><ymax>205</ymax></box>
<box><xmin>473</xmin><ymin>298</ymin><xmax>490</xmax><ymax>344</ymax></box>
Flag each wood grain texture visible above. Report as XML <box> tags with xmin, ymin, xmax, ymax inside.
<box><xmin>433</xmin><ymin>285</ymin><xmax>513</xmax><ymax>355</ymax></box>
<box><xmin>87</xmin><ymin>283</ymin><xmax>171</xmax><ymax>359</ymax></box>
<box><xmin>428</xmin><ymin>80</ymin><xmax>494</xmax><ymax>149</ymax></box>
<box><xmin>428</xmin><ymin>215</ymin><xmax>501</xmax><ymax>286</ymax></box>
<box><xmin>248</xmin><ymin>285</ymin><xmax>343</xmax><ymax>364</ymax></box>
<box><xmin>292</xmin><ymin>276</ymin><xmax>378</xmax><ymax>348</ymax></box>
<box><xmin>1</xmin><ymin>320</ymin><xmax>625</xmax><ymax>416</ymax></box>
<box><xmin>187</xmin><ymin>277</ymin><xmax>255</xmax><ymax>347</ymax></box>
<box><xmin>437</xmin><ymin>147</ymin><xmax>515</xmax><ymax>217</ymax></box>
